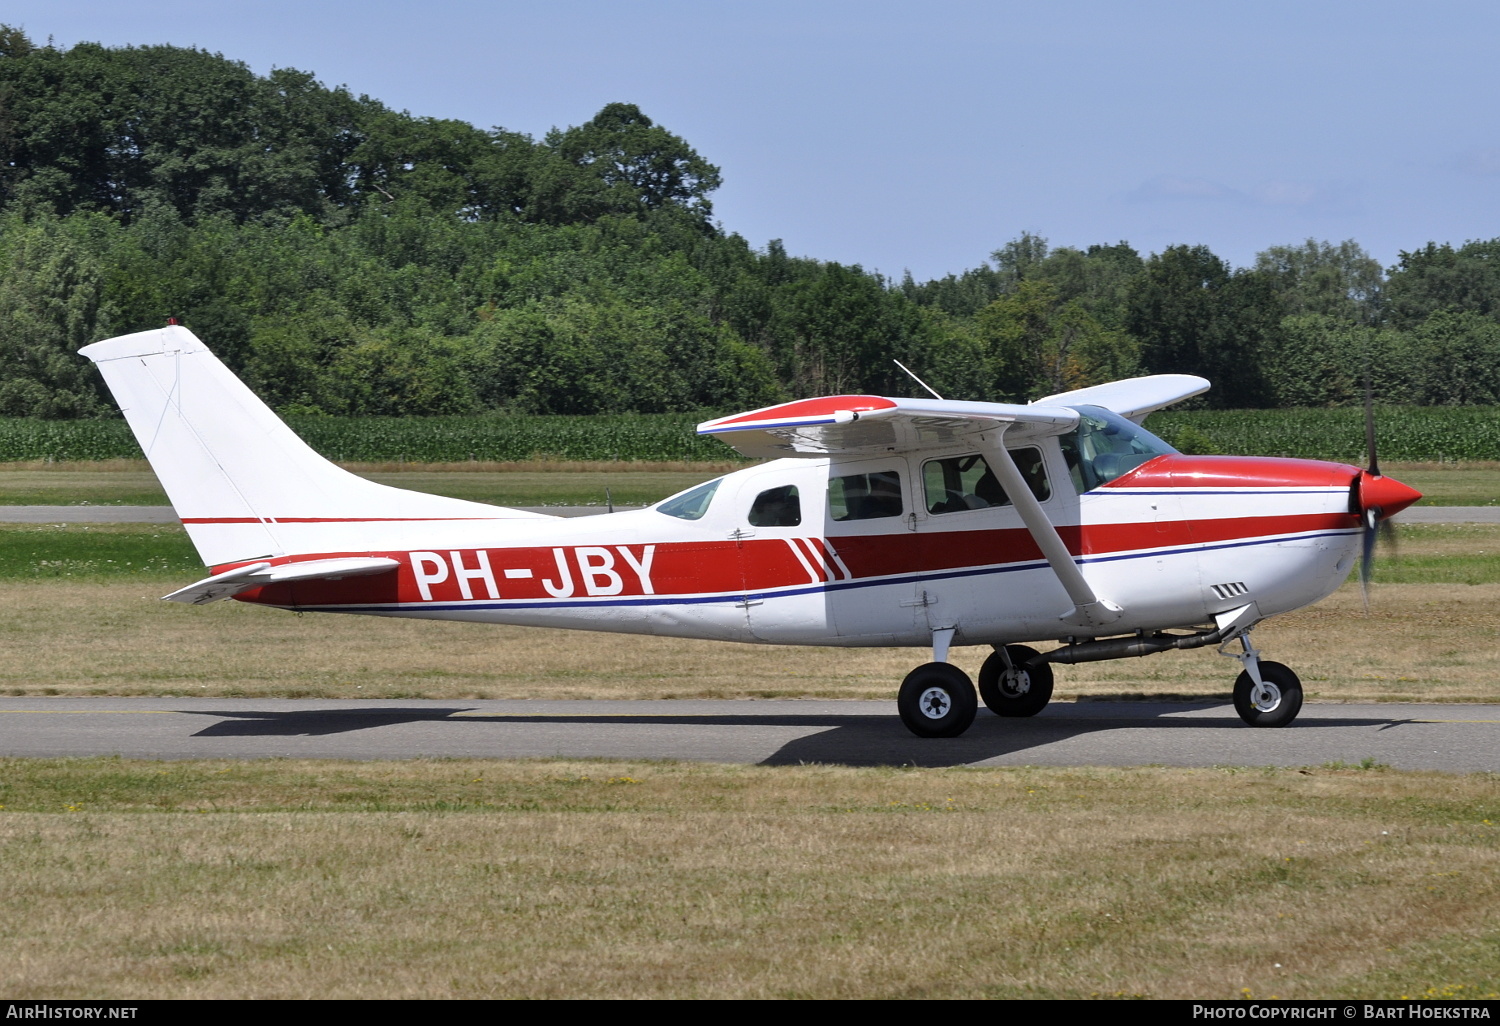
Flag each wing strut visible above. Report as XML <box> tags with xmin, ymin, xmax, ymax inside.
<box><xmin>983</xmin><ymin>430</ymin><xmax>1122</xmax><ymax>630</ymax></box>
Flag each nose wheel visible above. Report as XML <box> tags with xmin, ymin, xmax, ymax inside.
<box><xmin>898</xmin><ymin>662</ymin><xmax>977</xmax><ymax>738</ymax></box>
<box><xmin>1220</xmin><ymin>631</ymin><xmax>1303</xmax><ymax>727</ymax></box>
<box><xmin>1232</xmin><ymin>660</ymin><xmax>1303</xmax><ymax>727</ymax></box>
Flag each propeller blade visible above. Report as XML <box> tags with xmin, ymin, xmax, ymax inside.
<box><xmin>1364</xmin><ymin>374</ymin><xmax>1381</xmax><ymax>478</ymax></box>
<box><xmin>1380</xmin><ymin>516</ymin><xmax>1399</xmax><ymax>560</ymax></box>
<box><xmin>1354</xmin><ymin>372</ymin><xmax>1420</xmax><ymax>612</ymax></box>
<box><xmin>1359</xmin><ymin>370</ymin><xmax>1384</xmax><ymax>611</ymax></box>
<box><xmin>1359</xmin><ymin>507</ymin><xmax>1378</xmax><ymax>613</ymax></box>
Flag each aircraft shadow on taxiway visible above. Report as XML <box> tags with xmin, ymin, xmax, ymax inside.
<box><xmin>178</xmin><ymin>705</ymin><xmax>1417</xmax><ymax>768</ymax></box>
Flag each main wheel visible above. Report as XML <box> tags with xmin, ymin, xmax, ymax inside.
<box><xmin>978</xmin><ymin>645</ymin><xmax>1054</xmax><ymax>717</ymax></box>
<box><xmin>898</xmin><ymin>662</ymin><xmax>978</xmax><ymax>738</ymax></box>
<box><xmin>1233</xmin><ymin>661</ymin><xmax>1303</xmax><ymax>727</ymax></box>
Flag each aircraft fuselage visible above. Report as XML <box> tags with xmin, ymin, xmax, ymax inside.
<box><xmin>231</xmin><ymin>446</ymin><xmax>1368</xmax><ymax>649</ymax></box>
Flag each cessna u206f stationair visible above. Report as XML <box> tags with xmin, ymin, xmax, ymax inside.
<box><xmin>81</xmin><ymin>326</ymin><xmax>1420</xmax><ymax>738</ymax></box>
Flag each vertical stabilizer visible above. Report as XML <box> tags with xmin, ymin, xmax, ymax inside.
<box><xmin>80</xmin><ymin>326</ymin><xmax>544</xmax><ymax>567</ymax></box>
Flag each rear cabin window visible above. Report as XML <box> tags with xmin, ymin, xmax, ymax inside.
<box><xmin>748</xmin><ymin>485</ymin><xmax>801</xmax><ymax>527</ymax></box>
<box><xmin>828</xmin><ymin>470</ymin><xmax>903</xmax><ymax>521</ymax></box>
<box><xmin>922</xmin><ymin>448</ymin><xmax>1049</xmax><ymax>515</ymax></box>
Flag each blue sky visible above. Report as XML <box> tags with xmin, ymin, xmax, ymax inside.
<box><xmin>6</xmin><ymin>1</ymin><xmax>1499</xmax><ymax>280</ymax></box>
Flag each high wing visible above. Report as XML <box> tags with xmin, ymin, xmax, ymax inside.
<box><xmin>1029</xmin><ymin>374</ymin><xmax>1210</xmax><ymax>425</ymax></box>
<box><xmin>697</xmin><ymin>396</ymin><xmax>1078</xmax><ymax>460</ymax></box>
<box><xmin>696</xmin><ymin>375</ymin><xmax>1208</xmax><ymax>459</ymax></box>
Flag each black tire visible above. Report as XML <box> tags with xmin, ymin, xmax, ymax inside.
<box><xmin>898</xmin><ymin>662</ymin><xmax>978</xmax><ymax>738</ymax></box>
<box><xmin>978</xmin><ymin>645</ymin><xmax>1054</xmax><ymax>717</ymax></box>
<box><xmin>1233</xmin><ymin>661</ymin><xmax>1303</xmax><ymax>727</ymax></box>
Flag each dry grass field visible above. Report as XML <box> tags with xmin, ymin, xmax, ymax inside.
<box><xmin>0</xmin><ymin>578</ymin><xmax>1495</xmax><ymax>703</ymax></box>
<box><xmin>1</xmin><ymin>759</ymin><xmax>1498</xmax><ymax>999</ymax></box>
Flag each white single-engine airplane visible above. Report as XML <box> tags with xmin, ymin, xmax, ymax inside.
<box><xmin>81</xmin><ymin>325</ymin><xmax>1420</xmax><ymax>738</ymax></box>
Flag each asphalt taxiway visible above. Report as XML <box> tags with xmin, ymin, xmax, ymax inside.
<box><xmin>2</xmin><ymin>697</ymin><xmax>1497</xmax><ymax>771</ymax></box>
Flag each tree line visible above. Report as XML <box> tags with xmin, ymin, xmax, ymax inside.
<box><xmin>1</xmin><ymin>26</ymin><xmax>1498</xmax><ymax>420</ymax></box>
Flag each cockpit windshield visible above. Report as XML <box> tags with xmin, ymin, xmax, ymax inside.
<box><xmin>1059</xmin><ymin>405</ymin><xmax>1177</xmax><ymax>492</ymax></box>
<box><xmin>654</xmin><ymin>477</ymin><xmax>723</xmax><ymax>520</ymax></box>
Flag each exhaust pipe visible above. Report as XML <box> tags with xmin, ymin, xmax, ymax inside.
<box><xmin>1026</xmin><ymin>626</ymin><xmax>1230</xmax><ymax>669</ymax></box>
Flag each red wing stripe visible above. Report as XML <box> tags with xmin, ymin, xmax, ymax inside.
<box><xmin>711</xmin><ymin>395</ymin><xmax>897</xmax><ymax>427</ymax></box>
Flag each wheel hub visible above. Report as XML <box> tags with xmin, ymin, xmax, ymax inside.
<box><xmin>1000</xmin><ymin>669</ymin><xmax>1031</xmax><ymax>698</ymax></box>
<box><xmin>1251</xmin><ymin>682</ymin><xmax>1282</xmax><ymax>712</ymax></box>
<box><xmin>918</xmin><ymin>687</ymin><xmax>952</xmax><ymax>719</ymax></box>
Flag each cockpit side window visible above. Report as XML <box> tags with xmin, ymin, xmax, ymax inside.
<box><xmin>829</xmin><ymin>470</ymin><xmax>903</xmax><ymax>521</ymax></box>
<box><xmin>656</xmin><ymin>477</ymin><xmax>722</xmax><ymax>520</ymax></box>
<box><xmin>749</xmin><ymin>485</ymin><xmax>801</xmax><ymax>527</ymax></box>
<box><xmin>1059</xmin><ymin>405</ymin><xmax>1178</xmax><ymax>492</ymax></box>
<box><xmin>921</xmin><ymin>448</ymin><xmax>1049</xmax><ymax>515</ymax></box>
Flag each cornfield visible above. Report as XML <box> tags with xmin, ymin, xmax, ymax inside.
<box><xmin>1149</xmin><ymin>407</ymin><xmax>1500</xmax><ymax>462</ymax></box>
<box><xmin>0</xmin><ymin>407</ymin><xmax>1494</xmax><ymax>463</ymax></box>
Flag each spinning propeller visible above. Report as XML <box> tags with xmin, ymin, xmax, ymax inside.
<box><xmin>1353</xmin><ymin>385</ymin><xmax>1422</xmax><ymax>609</ymax></box>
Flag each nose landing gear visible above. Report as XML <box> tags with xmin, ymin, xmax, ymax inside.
<box><xmin>1221</xmin><ymin>631</ymin><xmax>1303</xmax><ymax>727</ymax></box>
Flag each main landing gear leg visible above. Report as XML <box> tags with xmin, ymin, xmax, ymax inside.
<box><xmin>1222</xmin><ymin>631</ymin><xmax>1304</xmax><ymax>727</ymax></box>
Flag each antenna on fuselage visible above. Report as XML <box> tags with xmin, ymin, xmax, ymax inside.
<box><xmin>893</xmin><ymin>359</ymin><xmax>944</xmax><ymax>400</ymax></box>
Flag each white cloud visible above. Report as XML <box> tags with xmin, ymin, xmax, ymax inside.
<box><xmin>1127</xmin><ymin>176</ymin><xmax>1240</xmax><ymax>202</ymax></box>
<box><xmin>1455</xmin><ymin>148</ymin><xmax>1500</xmax><ymax>176</ymax></box>
<box><xmin>1252</xmin><ymin>180</ymin><xmax>1321</xmax><ymax>206</ymax></box>
<box><xmin>1127</xmin><ymin>174</ymin><xmax>1356</xmax><ymax>212</ymax></box>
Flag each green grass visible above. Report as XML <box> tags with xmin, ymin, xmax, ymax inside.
<box><xmin>0</xmin><ymin>523</ymin><xmax>203</xmax><ymax>580</ymax></box>
<box><xmin>1368</xmin><ymin>524</ymin><xmax>1500</xmax><ymax>585</ymax></box>
<box><xmin>1385</xmin><ymin>463</ymin><xmax>1500</xmax><ymax>507</ymax></box>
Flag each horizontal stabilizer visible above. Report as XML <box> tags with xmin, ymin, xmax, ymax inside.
<box><xmin>698</xmin><ymin>395</ymin><xmax>1079</xmax><ymax>459</ymax></box>
<box><xmin>163</xmin><ymin>557</ymin><xmax>400</xmax><ymax>605</ymax></box>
